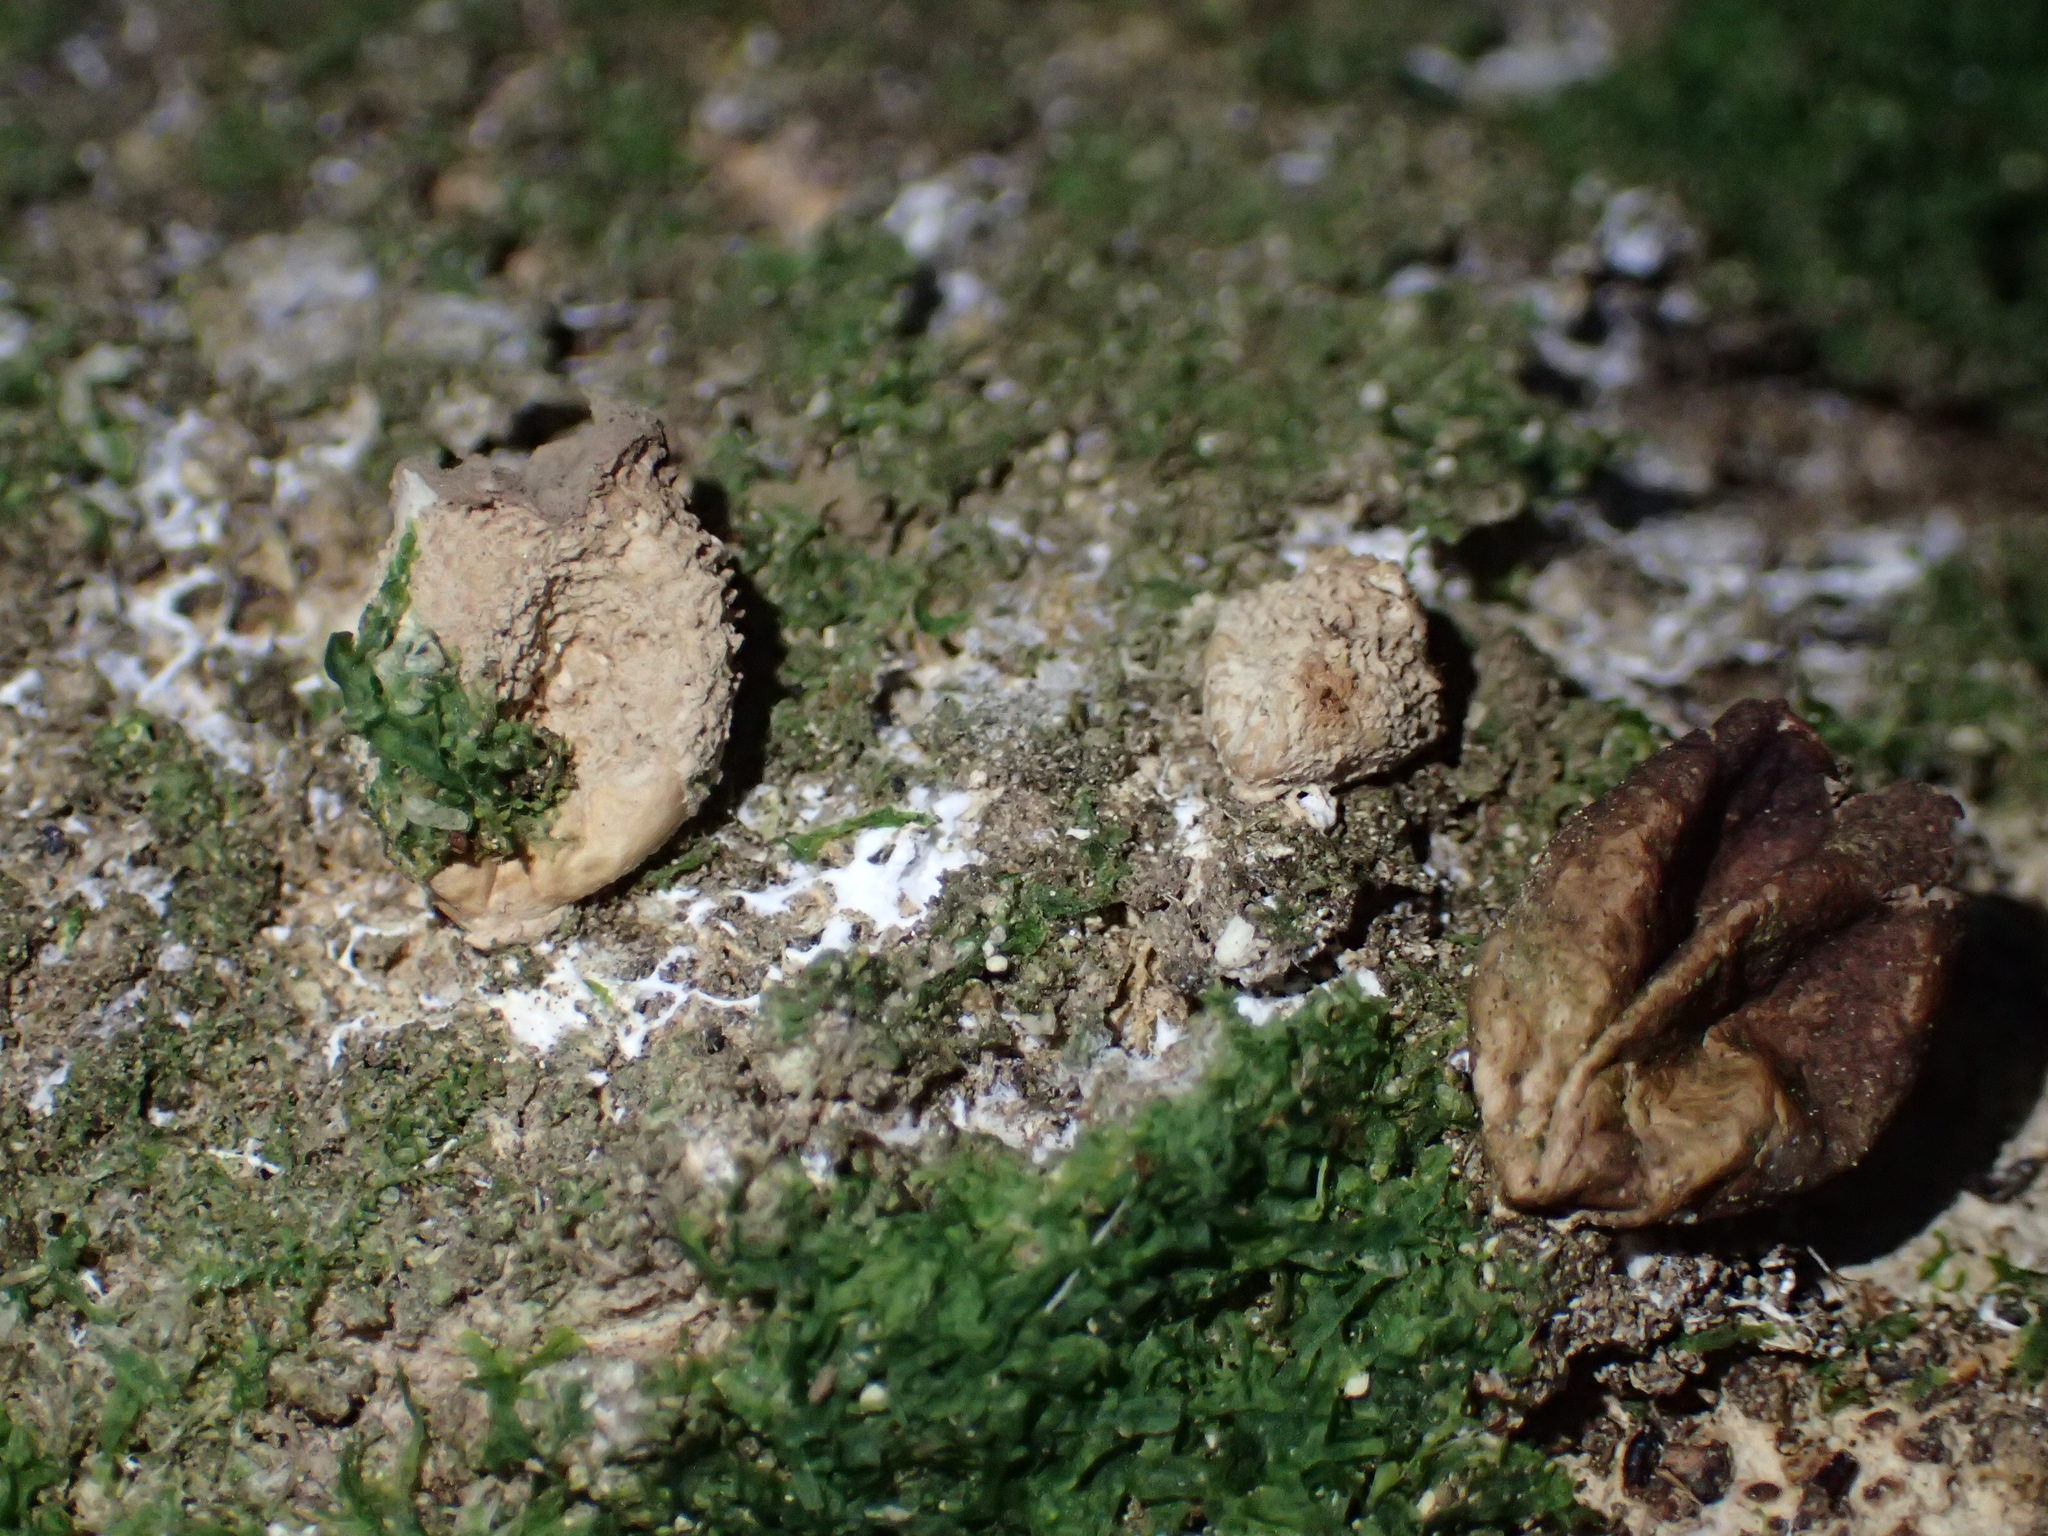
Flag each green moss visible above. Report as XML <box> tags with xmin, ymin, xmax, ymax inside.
<box><xmin>460</xmin><ymin>1329</ymin><xmax>587</xmax><ymax>1475</ymax></box>
<box><xmin>89</xmin><ymin>712</ymin><xmax>280</xmax><ymax>954</ymax></box>
<box><xmin>735</xmin><ymin>497</ymin><xmax>924</xmax><ymax>638</ymax></box>
<box><xmin>1157</xmin><ymin>0</ymin><xmax>1498</xmax><ymax>102</ymax></box>
<box><xmin>1670</xmin><ymin>1321</ymin><xmax>1777</xmax><ymax>1360</ymax></box>
<box><xmin>0</xmin><ymin>340</ymin><xmax>90</xmax><ymax>533</ymax></box>
<box><xmin>592</xmin><ymin>984</ymin><xmax>1579</xmax><ymax>1533</ymax></box>
<box><xmin>636</xmin><ymin>838</ymin><xmax>721</xmax><ymax>891</ymax></box>
<box><xmin>0</xmin><ymin>872</ymin><xmax>33</xmax><ymax>984</ymax></box>
<box><xmin>707</xmin><ymin>281</ymin><xmax>972</xmax><ymax>758</ymax></box>
<box><xmin>1989</xmin><ymin>1258</ymin><xmax>2048</xmax><ymax>1383</ymax></box>
<box><xmin>9</xmin><ymin>708</ymin><xmax>520</xmax><ymax>1531</ymax></box>
<box><xmin>0</xmin><ymin>122</ymin><xmax>80</xmax><ymax>213</ymax></box>
<box><xmin>1803</xmin><ymin>1309</ymin><xmax>1928</xmax><ymax>1412</ymax></box>
<box><xmin>702</xmin><ymin>230</ymin><xmax>1026</xmax><ymax>512</ymax></box>
<box><xmin>0</xmin><ymin>2</ymin><xmax>71</xmax><ymax>67</ymax></box>
<box><xmin>706</xmin><ymin>184</ymin><xmax>1601</xmax><ymax>773</ymax></box>
<box><xmin>1453</xmin><ymin>638</ymin><xmax>1666</xmax><ymax>854</ymax></box>
<box><xmin>194</xmin><ymin>98</ymin><xmax>318</xmax><ymax>211</ymax></box>
<box><xmin>325</xmin><ymin>528</ymin><xmax>575</xmax><ymax>882</ymax></box>
<box><xmin>579</xmin><ymin>74</ymin><xmax>691</xmax><ymax>190</ymax></box>
<box><xmin>786</xmin><ymin>809</ymin><xmax>934</xmax><ymax>864</ymax></box>
<box><xmin>753</xmin><ymin>948</ymin><xmax>969</xmax><ymax>1107</ymax></box>
<box><xmin>1539</xmin><ymin>0</ymin><xmax>2048</xmax><ymax>421</ymax></box>
<box><xmin>332</xmin><ymin>1379</ymin><xmax>428</xmax><ymax>1536</ymax></box>
<box><xmin>382</xmin><ymin>989</ymin><xmax>1575</xmax><ymax>1533</ymax></box>
<box><xmin>1016</xmin><ymin>121</ymin><xmax>1603</xmax><ymax>540</ymax></box>
<box><xmin>214</xmin><ymin>0</ymin><xmax>418</xmax><ymax>69</ymax></box>
<box><xmin>514</xmin><ymin>37</ymin><xmax>704</xmax><ymax>246</ymax></box>
<box><xmin>0</xmin><ymin>1404</ymin><xmax>70</xmax><ymax>1536</ymax></box>
<box><xmin>342</xmin><ymin>1025</ymin><xmax>508</xmax><ymax>1183</ymax></box>
<box><xmin>0</xmin><ymin>976</ymin><xmax>511</xmax><ymax>1529</ymax></box>
<box><xmin>1527</xmin><ymin>706</ymin><xmax>1661</xmax><ymax>829</ymax></box>
<box><xmin>733</xmin><ymin>495</ymin><xmax>978</xmax><ymax>777</ymax></box>
<box><xmin>991</xmin><ymin>796</ymin><xmax>1130</xmax><ymax>965</ymax></box>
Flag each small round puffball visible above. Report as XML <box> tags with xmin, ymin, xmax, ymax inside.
<box><xmin>1202</xmin><ymin>553</ymin><xmax>1442</xmax><ymax>802</ymax></box>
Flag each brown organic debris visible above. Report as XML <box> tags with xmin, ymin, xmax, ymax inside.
<box><xmin>1470</xmin><ymin>698</ymin><xmax>1964</xmax><ymax>1225</ymax></box>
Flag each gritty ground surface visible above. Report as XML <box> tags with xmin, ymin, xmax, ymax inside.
<box><xmin>0</xmin><ymin>3</ymin><xmax>2045</xmax><ymax>1532</ymax></box>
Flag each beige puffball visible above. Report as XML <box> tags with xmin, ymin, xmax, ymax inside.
<box><xmin>1202</xmin><ymin>553</ymin><xmax>1442</xmax><ymax>813</ymax></box>
<box><xmin>376</xmin><ymin>404</ymin><xmax>737</xmax><ymax>947</ymax></box>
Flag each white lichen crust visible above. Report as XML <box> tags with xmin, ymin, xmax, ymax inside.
<box><xmin>1201</xmin><ymin>553</ymin><xmax>1442</xmax><ymax>804</ymax></box>
<box><xmin>381</xmin><ymin>403</ymin><xmax>737</xmax><ymax>946</ymax></box>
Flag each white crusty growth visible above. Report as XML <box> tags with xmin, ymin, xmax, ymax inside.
<box><xmin>381</xmin><ymin>404</ymin><xmax>737</xmax><ymax>946</ymax></box>
<box><xmin>1202</xmin><ymin>553</ymin><xmax>1442</xmax><ymax>818</ymax></box>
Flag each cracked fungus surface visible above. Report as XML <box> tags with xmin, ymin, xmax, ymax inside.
<box><xmin>0</xmin><ymin>3</ymin><xmax>2045</xmax><ymax>1534</ymax></box>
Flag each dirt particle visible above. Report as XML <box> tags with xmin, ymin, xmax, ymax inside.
<box><xmin>1662</xmin><ymin>1438</ymin><xmax>1734</xmax><ymax>1503</ymax></box>
<box><xmin>1896</xmin><ymin>1426</ymin><xmax>1947</xmax><ymax>1464</ymax></box>
<box><xmin>1805</xmin><ymin>1448</ymin><xmax>1860</xmax><ymax>1507</ymax></box>
<box><xmin>1621</xmin><ymin>1421</ymin><xmax>1667</xmax><ymax>1493</ymax></box>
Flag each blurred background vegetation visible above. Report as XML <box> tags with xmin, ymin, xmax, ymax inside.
<box><xmin>15</xmin><ymin>0</ymin><xmax>2048</xmax><ymax>438</ymax></box>
<box><xmin>1537</xmin><ymin>0</ymin><xmax>2048</xmax><ymax>429</ymax></box>
<box><xmin>1187</xmin><ymin>0</ymin><xmax>2048</xmax><ymax>426</ymax></box>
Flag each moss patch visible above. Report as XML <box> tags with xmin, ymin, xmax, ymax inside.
<box><xmin>0</xmin><ymin>986</ymin><xmax>517</xmax><ymax>1533</ymax></box>
<box><xmin>89</xmin><ymin>710</ymin><xmax>281</xmax><ymax>954</ymax></box>
<box><xmin>325</xmin><ymin>527</ymin><xmax>574</xmax><ymax>883</ymax></box>
<box><xmin>480</xmin><ymin>986</ymin><xmax>1579</xmax><ymax>1534</ymax></box>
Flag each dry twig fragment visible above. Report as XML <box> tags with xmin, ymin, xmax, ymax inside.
<box><xmin>1202</xmin><ymin>554</ymin><xmax>1442</xmax><ymax>821</ymax></box>
<box><xmin>1471</xmin><ymin>699</ymin><xmax>1963</xmax><ymax>1225</ymax></box>
<box><xmin>327</xmin><ymin>404</ymin><xmax>737</xmax><ymax>947</ymax></box>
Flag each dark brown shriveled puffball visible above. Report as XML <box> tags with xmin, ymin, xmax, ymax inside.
<box><xmin>1470</xmin><ymin>699</ymin><xmax>1963</xmax><ymax>1226</ymax></box>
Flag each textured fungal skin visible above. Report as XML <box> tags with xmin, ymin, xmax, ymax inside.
<box><xmin>1471</xmin><ymin>699</ymin><xmax>1963</xmax><ymax>1226</ymax></box>
<box><xmin>1201</xmin><ymin>553</ymin><xmax>1442</xmax><ymax>801</ymax></box>
<box><xmin>369</xmin><ymin>404</ymin><xmax>737</xmax><ymax>946</ymax></box>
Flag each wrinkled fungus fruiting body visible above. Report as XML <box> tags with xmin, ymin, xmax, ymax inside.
<box><xmin>1471</xmin><ymin>699</ymin><xmax>1963</xmax><ymax>1226</ymax></box>
<box><xmin>1202</xmin><ymin>553</ymin><xmax>1442</xmax><ymax>812</ymax></box>
<box><xmin>327</xmin><ymin>404</ymin><xmax>737</xmax><ymax>947</ymax></box>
